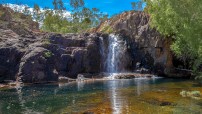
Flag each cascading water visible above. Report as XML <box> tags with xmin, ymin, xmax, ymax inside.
<box><xmin>107</xmin><ymin>34</ymin><xmax>122</xmax><ymax>73</ymax></box>
<box><xmin>100</xmin><ymin>34</ymin><xmax>129</xmax><ymax>79</ymax></box>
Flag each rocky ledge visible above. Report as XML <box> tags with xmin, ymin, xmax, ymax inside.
<box><xmin>0</xmin><ymin>28</ymin><xmax>108</xmax><ymax>83</ymax></box>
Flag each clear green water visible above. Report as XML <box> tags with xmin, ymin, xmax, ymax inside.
<box><xmin>0</xmin><ymin>78</ymin><xmax>202</xmax><ymax>114</ymax></box>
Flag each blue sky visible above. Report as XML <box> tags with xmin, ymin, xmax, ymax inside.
<box><xmin>1</xmin><ymin>0</ymin><xmax>141</xmax><ymax>16</ymax></box>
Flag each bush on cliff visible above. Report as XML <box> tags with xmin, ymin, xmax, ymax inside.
<box><xmin>144</xmin><ymin>0</ymin><xmax>202</xmax><ymax>78</ymax></box>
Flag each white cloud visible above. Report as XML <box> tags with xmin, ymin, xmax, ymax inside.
<box><xmin>3</xmin><ymin>3</ymin><xmax>72</xmax><ymax>27</ymax></box>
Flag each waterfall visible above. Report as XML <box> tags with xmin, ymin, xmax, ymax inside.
<box><xmin>107</xmin><ymin>34</ymin><xmax>122</xmax><ymax>73</ymax></box>
<box><xmin>100</xmin><ymin>34</ymin><xmax>129</xmax><ymax>78</ymax></box>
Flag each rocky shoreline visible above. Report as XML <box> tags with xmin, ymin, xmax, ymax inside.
<box><xmin>0</xmin><ymin>73</ymin><xmax>158</xmax><ymax>89</ymax></box>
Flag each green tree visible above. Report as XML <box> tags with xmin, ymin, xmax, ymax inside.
<box><xmin>144</xmin><ymin>0</ymin><xmax>202</xmax><ymax>77</ymax></box>
<box><xmin>42</xmin><ymin>0</ymin><xmax>108</xmax><ymax>33</ymax></box>
<box><xmin>22</xmin><ymin>6</ymin><xmax>31</xmax><ymax>16</ymax></box>
<box><xmin>70</xmin><ymin>0</ymin><xmax>85</xmax><ymax>9</ymax></box>
<box><xmin>42</xmin><ymin>0</ymin><xmax>70</xmax><ymax>33</ymax></box>
<box><xmin>42</xmin><ymin>8</ymin><xmax>75</xmax><ymax>33</ymax></box>
<box><xmin>131</xmin><ymin>1</ymin><xmax>144</xmax><ymax>11</ymax></box>
<box><xmin>52</xmin><ymin>0</ymin><xmax>58</xmax><ymax>10</ymax></box>
<box><xmin>69</xmin><ymin>0</ymin><xmax>108</xmax><ymax>32</ymax></box>
<box><xmin>33</xmin><ymin>4</ymin><xmax>42</xmax><ymax>22</ymax></box>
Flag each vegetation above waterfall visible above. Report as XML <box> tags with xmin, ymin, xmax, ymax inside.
<box><xmin>42</xmin><ymin>0</ymin><xmax>108</xmax><ymax>33</ymax></box>
<box><xmin>143</xmin><ymin>0</ymin><xmax>202</xmax><ymax>79</ymax></box>
<box><xmin>14</xmin><ymin>0</ymin><xmax>108</xmax><ymax>33</ymax></box>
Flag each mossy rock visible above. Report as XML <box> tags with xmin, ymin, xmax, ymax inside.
<box><xmin>180</xmin><ymin>90</ymin><xmax>201</xmax><ymax>99</ymax></box>
<box><xmin>100</xmin><ymin>25</ymin><xmax>114</xmax><ymax>34</ymax></box>
<box><xmin>146</xmin><ymin>98</ymin><xmax>175</xmax><ymax>106</ymax></box>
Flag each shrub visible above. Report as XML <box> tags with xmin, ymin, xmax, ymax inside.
<box><xmin>43</xmin><ymin>51</ymin><xmax>53</xmax><ymax>58</ymax></box>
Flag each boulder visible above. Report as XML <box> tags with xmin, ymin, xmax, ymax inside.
<box><xmin>18</xmin><ymin>47</ymin><xmax>58</xmax><ymax>83</ymax></box>
<box><xmin>0</xmin><ymin>25</ymin><xmax>104</xmax><ymax>83</ymax></box>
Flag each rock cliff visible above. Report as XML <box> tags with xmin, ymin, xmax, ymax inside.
<box><xmin>0</xmin><ymin>28</ymin><xmax>104</xmax><ymax>83</ymax></box>
<box><xmin>0</xmin><ymin>6</ymin><xmax>190</xmax><ymax>83</ymax></box>
<box><xmin>94</xmin><ymin>11</ymin><xmax>187</xmax><ymax>77</ymax></box>
<box><xmin>0</xmin><ymin>5</ymin><xmax>105</xmax><ymax>83</ymax></box>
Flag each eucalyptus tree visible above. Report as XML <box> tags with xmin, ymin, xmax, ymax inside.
<box><xmin>131</xmin><ymin>1</ymin><xmax>144</xmax><ymax>11</ymax></box>
<box><xmin>42</xmin><ymin>0</ymin><xmax>108</xmax><ymax>33</ymax></box>
<box><xmin>144</xmin><ymin>0</ymin><xmax>202</xmax><ymax>77</ymax></box>
<box><xmin>33</xmin><ymin>4</ymin><xmax>43</xmax><ymax>22</ymax></box>
<box><xmin>22</xmin><ymin>6</ymin><xmax>31</xmax><ymax>16</ymax></box>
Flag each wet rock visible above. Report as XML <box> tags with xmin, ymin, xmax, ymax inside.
<box><xmin>160</xmin><ymin>101</ymin><xmax>172</xmax><ymax>106</ymax></box>
<box><xmin>135</xmin><ymin>68</ymin><xmax>150</xmax><ymax>74</ymax></box>
<box><xmin>58</xmin><ymin>76</ymin><xmax>74</xmax><ymax>82</ymax></box>
<box><xmin>105</xmin><ymin>73</ymin><xmax>155</xmax><ymax>79</ymax></box>
<box><xmin>83</xmin><ymin>111</ymin><xmax>94</xmax><ymax>114</ymax></box>
<box><xmin>165</xmin><ymin>68</ymin><xmax>192</xmax><ymax>78</ymax></box>
<box><xmin>85</xmin><ymin>35</ymin><xmax>101</xmax><ymax>73</ymax></box>
<box><xmin>146</xmin><ymin>99</ymin><xmax>175</xmax><ymax>106</ymax></box>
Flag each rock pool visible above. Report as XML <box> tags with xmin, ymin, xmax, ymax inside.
<box><xmin>0</xmin><ymin>78</ymin><xmax>202</xmax><ymax>114</ymax></box>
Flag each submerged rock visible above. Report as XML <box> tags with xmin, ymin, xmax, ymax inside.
<box><xmin>146</xmin><ymin>99</ymin><xmax>174</xmax><ymax>106</ymax></box>
<box><xmin>83</xmin><ymin>111</ymin><xmax>94</xmax><ymax>114</ymax></box>
<box><xmin>180</xmin><ymin>90</ymin><xmax>201</xmax><ymax>99</ymax></box>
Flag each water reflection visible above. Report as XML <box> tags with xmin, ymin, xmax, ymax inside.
<box><xmin>106</xmin><ymin>78</ymin><xmax>162</xmax><ymax>114</ymax></box>
<box><xmin>105</xmin><ymin>80</ymin><xmax>129</xmax><ymax>114</ymax></box>
<box><xmin>15</xmin><ymin>83</ymin><xmax>43</xmax><ymax>114</ymax></box>
<box><xmin>77</xmin><ymin>81</ymin><xmax>85</xmax><ymax>91</ymax></box>
<box><xmin>134</xmin><ymin>78</ymin><xmax>150</xmax><ymax>96</ymax></box>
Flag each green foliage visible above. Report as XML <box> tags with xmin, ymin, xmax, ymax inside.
<box><xmin>195</xmin><ymin>72</ymin><xmax>202</xmax><ymax>80</ymax></box>
<box><xmin>22</xmin><ymin>6</ymin><xmax>31</xmax><ymax>16</ymax></box>
<box><xmin>33</xmin><ymin>4</ymin><xmax>43</xmax><ymax>22</ymax></box>
<box><xmin>180</xmin><ymin>90</ymin><xmax>201</xmax><ymax>99</ymax></box>
<box><xmin>53</xmin><ymin>0</ymin><xmax>65</xmax><ymax>10</ymax></box>
<box><xmin>171</xmin><ymin>37</ymin><xmax>194</xmax><ymax>69</ymax></box>
<box><xmin>70</xmin><ymin>0</ymin><xmax>107</xmax><ymax>32</ymax></box>
<box><xmin>131</xmin><ymin>1</ymin><xmax>144</xmax><ymax>11</ymax></box>
<box><xmin>100</xmin><ymin>25</ymin><xmax>114</xmax><ymax>34</ymax></box>
<box><xmin>144</xmin><ymin>0</ymin><xmax>202</xmax><ymax>77</ymax></box>
<box><xmin>41</xmin><ymin>0</ymin><xmax>108</xmax><ymax>33</ymax></box>
<box><xmin>43</xmin><ymin>51</ymin><xmax>53</xmax><ymax>58</ymax></box>
<box><xmin>70</xmin><ymin>0</ymin><xmax>85</xmax><ymax>9</ymax></box>
<box><xmin>41</xmin><ymin>10</ymin><xmax>73</xmax><ymax>33</ymax></box>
